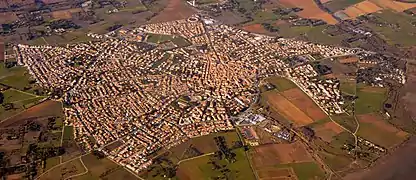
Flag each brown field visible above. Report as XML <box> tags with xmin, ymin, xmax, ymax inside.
<box><xmin>339</xmin><ymin>57</ymin><xmax>359</xmax><ymax>64</ymax></box>
<box><xmin>344</xmin><ymin>0</ymin><xmax>416</xmax><ymax>18</ymax></box>
<box><xmin>0</xmin><ymin>12</ymin><xmax>18</xmax><ymax>24</ymax></box>
<box><xmin>357</xmin><ymin>113</ymin><xmax>408</xmax><ymax>148</ymax></box>
<box><xmin>0</xmin><ymin>100</ymin><xmax>62</xmax><ymax>128</ymax></box>
<box><xmin>279</xmin><ymin>0</ymin><xmax>338</xmax><ymax>24</ymax></box>
<box><xmin>150</xmin><ymin>0</ymin><xmax>196</xmax><ymax>23</ymax></box>
<box><xmin>313</xmin><ymin>121</ymin><xmax>344</xmax><ymax>142</ymax></box>
<box><xmin>263</xmin><ymin>91</ymin><xmax>314</xmax><ymax>126</ymax></box>
<box><xmin>251</xmin><ymin>142</ymin><xmax>313</xmax><ymax>167</ymax></box>
<box><xmin>51</xmin><ymin>8</ymin><xmax>81</xmax><ymax>19</ymax></box>
<box><xmin>370</xmin><ymin>0</ymin><xmax>416</xmax><ymax>12</ymax></box>
<box><xmin>359</xmin><ymin>114</ymin><xmax>405</xmax><ymax>134</ymax></box>
<box><xmin>343</xmin><ymin>1</ymin><xmax>382</xmax><ymax>19</ymax></box>
<box><xmin>257</xmin><ymin>167</ymin><xmax>295</xmax><ymax>179</ymax></box>
<box><xmin>242</xmin><ymin>24</ymin><xmax>269</xmax><ymax>34</ymax></box>
<box><xmin>281</xmin><ymin>88</ymin><xmax>327</xmax><ymax>121</ymax></box>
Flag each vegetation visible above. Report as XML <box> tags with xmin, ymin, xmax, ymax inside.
<box><xmin>324</xmin><ymin>0</ymin><xmax>365</xmax><ymax>12</ymax></box>
<box><xmin>368</xmin><ymin>10</ymin><xmax>416</xmax><ymax>47</ymax></box>
<box><xmin>355</xmin><ymin>85</ymin><xmax>387</xmax><ymax>114</ymax></box>
<box><xmin>266</xmin><ymin>76</ymin><xmax>297</xmax><ymax>91</ymax></box>
<box><xmin>275</xmin><ymin>162</ymin><xmax>325</xmax><ymax>180</ymax></box>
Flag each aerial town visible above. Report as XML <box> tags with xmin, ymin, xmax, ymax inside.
<box><xmin>13</xmin><ymin>15</ymin><xmax>406</xmax><ymax>173</ymax></box>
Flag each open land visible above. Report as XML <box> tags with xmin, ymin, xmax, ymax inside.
<box><xmin>279</xmin><ymin>0</ymin><xmax>338</xmax><ymax>24</ymax></box>
<box><xmin>357</xmin><ymin>113</ymin><xmax>408</xmax><ymax>148</ymax></box>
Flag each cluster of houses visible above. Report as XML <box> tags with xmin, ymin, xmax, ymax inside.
<box><xmin>14</xmin><ymin>15</ymin><xmax>364</xmax><ymax>173</ymax></box>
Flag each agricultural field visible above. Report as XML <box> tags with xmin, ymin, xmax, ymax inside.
<box><xmin>146</xmin><ymin>33</ymin><xmax>191</xmax><ymax>47</ymax></box>
<box><xmin>355</xmin><ymin>84</ymin><xmax>387</xmax><ymax>114</ymax></box>
<box><xmin>0</xmin><ymin>62</ymin><xmax>37</xmax><ymax>91</ymax></box>
<box><xmin>262</xmin><ymin>90</ymin><xmax>314</xmax><ymax>126</ymax></box>
<box><xmin>324</xmin><ymin>0</ymin><xmax>365</xmax><ymax>12</ymax></box>
<box><xmin>311</xmin><ymin>119</ymin><xmax>345</xmax><ymax>143</ymax></box>
<box><xmin>186</xmin><ymin>131</ymin><xmax>239</xmax><ymax>155</ymax></box>
<box><xmin>275</xmin><ymin>162</ymin><xmax>326</xmax><ymax>180</ymax></box>
<box><xmin>276</xmin><ymin>25</ymin><xmax>345</xmax><ymax>45</ymax></box>
<box><xmin>73</xmin><ymin>154</ymin><xmax>137</xmax><ymax>180</ymax></box>
<box><xmin>177</xmin><ymin>148</ymin><xmax>255</xmax><ymax>180</ymax></box>
<box><xmin>367</xmin><ymin>10</ymin><xmax>416</xmax><ymax>47</ymax></box>
<box><xmin>38</xmin><ymin>158</ymin><xmax>87</xmax><ymax>180</ymax></box>
<box><xmin>250</xmin><ymin>142</ymin><xmax>325</xmax><ymax>180</ymax></box>
<box><xmin>279</xmin><ymin>0</ymin><xmax>338</xmax><ymax>24</ymax></box>
<box><xmin>331</xmin><ymin>114</ymin><xmax>358</xmax><ymax>132</ymax></box>
<box><xmin>265</xmin><ymin>76</ymin><xmax>297</xmax><ymax>92</ymax></box>
<box><xmin>149</xmin><ymin>0</ymin><xmax>196</xmax><ymax>23</ymax></box>
<box><xmin>357</xmin><ymin>113</ymin><xmax>408</xmax><ymax>148</ymax></box>
<box><xmin>342</xmin><ymin>0</ymin><xmax>383</xmax><ymax>19</ymax></box>
<box><xmin>281</xmin><ymin>88</ymin><xmax>327</xmax><ymax>121</ymax></box>
<box><xmin>339</xmin><ymin>77</ymin><xmax>357</xmax><ymax>95</ymax></box>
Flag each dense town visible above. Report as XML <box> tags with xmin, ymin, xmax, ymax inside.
<box><xmin>13</xmin><ymin>15</ymin><xmax>406</xmax><ymax>173</ymax></box>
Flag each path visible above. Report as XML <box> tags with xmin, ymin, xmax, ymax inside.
<box><xmin>63</xmin><ymin>157</ymin><xmax>88</xmax><ymax>180</ymax></box>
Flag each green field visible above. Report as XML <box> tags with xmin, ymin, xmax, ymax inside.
<box><xmin>318</xmin><ymin>151</ymin><xmax>352</xmax><ymax>172</ymax></box>
<box><xmin>63</xmin><ymin>126</ymin><xmax>75</xmax><ymax>141</ymax></box>
<box><xmin>0</xmin><ymin>88</ymin><xmax>44</xmax><ymax>121</ymax></box>
<box><xmin>324</xmin><ymin>0</ymin><xmax>365</xmax><ymax>12</ymax></box>
<box><xmin>275</xmin><ymin>162</ymin><xmax>325</xmax><ymax>180</ymax></box>
<box><xmin>339</xmin><ymin>78</ymin><xmax>356</xmax><ymax>95</ymax></box>
<box><xmin>0</xmin><ymin>63</ymin><xmax>34</xmax><ymax>90</ymax></box>
<box><xmin>331</xmin><ymin>115</ymin><xmax>357</xmax><ymax>132</ymax></box>
<box><xmin>45</xmin><ymin>156</ymin><xmax>61</xmax><ymax>171</ymax></box>
<box><xmin>39</xmin><ymin>158</ymin><xmax>87</xmax><ymax>180</ymax></box>
<box><xmin>146</xmin><ymin>33</ymin><xmax>190</xmax><ymax>47</ymax></box>
<box><xmin>177</xmin><ymin>148</ymin><xmax>255</xmax><ymax>180</ymax></box>
<box><xmin>355</xmin><ymin>85</ymin><xmax>387</xmax><ymax>114</ymax></box>
<box><xmin>277</xmin><ymin>25</ymin><xmax>344</xmax><ymax>45</ymax></box>
<box><xmin>265</xmin><ymin>76</ymin><xmax>297</xmax><ymax>91</ymax></box>
<box><xmin>368</xmin><ymin>10</ymin><xmax>416</xmax><ymax>47</ymax></box>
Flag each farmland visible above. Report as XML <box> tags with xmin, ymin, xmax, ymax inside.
<box><xmin>357</xmin><ymin>113</ymin><xmax>408</xmax><ymax>148</ymax></box>
<box><xmin>262</xmin><ymin>90</ymin><xmax>314</xmax><ymax>126</ymax></box>
<box><xmin>38</xmin><ymin>158</ymin><xmax>87</xmax><ymax>180</ymax></box>
<box><xmin>177</xmin><ymin>148</ymin><xmax>255</xmax><ymax>180</ymax></box>
<box><xmin>324</xmin><ymin>0</ymin><xmax>365</xmax><ymax>12</ymax></box>
<box><xmin>355</xmin><ymin>84</ymin><xmax>387</xmax><ymax>114</ymax></box>
<box><xmin>312</xmin><ymin>121</ymin><xmax>345</xmax><ymax>142</ymax></box>
<box><xmin>265</xmin><ymin>76</ymin><xmax>297</xmax><ymax>92</ymax></box>
<box><xmin>279</xmin><ymin>0</ymin><xmax>338</xmax><ymax>24</ymax></box>
<box><xmin>281</xmin><ymin>88</ymin><xmax>327</xmax><ymax>121</ymax></box>
<box><xmin>149</xmin><ymin>0</ymin><xmax>196</xmax><ymax>23</ymax></box>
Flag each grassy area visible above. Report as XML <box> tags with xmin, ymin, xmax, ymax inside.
<box><xmin>77</xmin><ymin>154</ymin><xmax>127</xmax><ymax>179</ymax></box>
<box><xmin>39</xmin><ymin>158</ymin><xmax>87</xmax><ymax>180</ymax></box>
<box><xmin>63</xmin><ymin>126</ymin><xmax>74</xmax><ymax>141</ymax></box>
<box><xmin>331</xmin><ymin>115</ymin><xmax>357</xmax><ymax>132</ymax></box>
<box><xmin>355</xmin><ymin>85</ymin><xmax>387</xmax><ymax>114</ymax></box>
<box><xmin>324</xmin><ymin>0</ymin><xmax>365</xmax><ymax>12</ymax></box>
<box><xmin>277</xmin><ymin>25</ymin><xmax>344</xmax><ymax>45</ymax></box>
<box><xmin>0</xmin><ymin>63</ymin><xmax>34</xmax><ymax>90</ymax></box>
<box><xmin>177</xmin><ymin>148</ymin><xmax>255</xmax><ymax>180</ymax></box>
<box><xmin>45</xmin><ymin>156</ymin><xmax>61</xmax><ymax>171</ymax></box>
<box><xmin>319</xmin><ymin>151</ymin><xmax>352</xmax><ymax>172</ymax></box>
<box><xmin>368</xmin><ymin>10</ymin><xmax>416</xmax><ymax>47</ymax></box>
<box><xmin>265</xmin><ymin>76</ymin><xmax>297</xmax><ymax>91</ymax></box>
<box><xmin>2</xmin><ymin>89</ymin><xmax>36</xmax><ymax>103</ymax></box>
<box><xmin>275</xmin><ymin>162</ymin><xmax>325</xmax><ymax>180</ymax></box>
<box><xmin>251</xmin><ymin>10</ymin><xmax>279</xmax><ymax>24</ymax></box>
<box><xmin>339</xmin><ymin>78</ymin><xmax>356</xmax><ymax>95</ymax></box>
